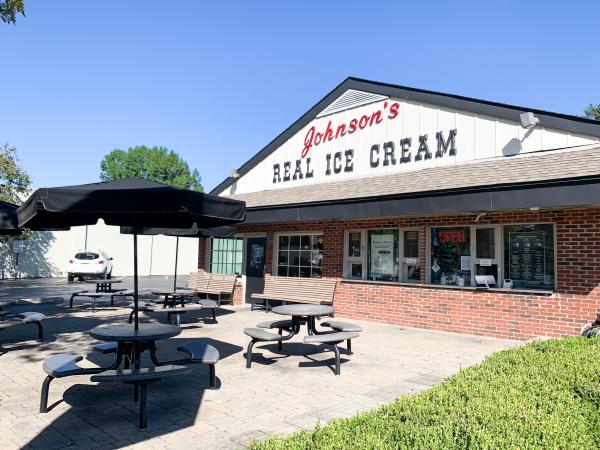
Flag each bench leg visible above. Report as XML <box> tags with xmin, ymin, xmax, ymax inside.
<box><xmin>128</xmin><ymin>309</ymin><xmax>134</xmax><ymax>324</ymax></box>
<box><xmin>139</xmin><ymin>383</ymin><xmax>148</xmax><ymax>429</ymax></box>
<box><xmin>332</xmin><ymin>344</ymin><xmax>341</xmax><ymax>376</ymax></box>
<box><xmin>92</xmin><ymin>298</ymin><xmax>96</xmax><ymax>313</ymax></box>
<box><xmin>277</xmin><ymin>329</ymin><xmax>283</xmax><ymax>351</ymax></box>
<box><xmin>40</xmin><ymin>375</ymin><xmax>54</xmax><ymax>413</ymax></box>
<box><xmin>69</xmin><ymin>295</ymin><xmax>75</xmax><ymax>309</ymax></box>
<box><xmin>209</xmin><ymin>364</ymin><xmax>216</xmax><ymax>389</ymax></box>
<box><xmin>212</xmin><ymin>308</ymin><xmax>217</xmax><ymax>324</ymax></box>
<box><xmin>347</xmin><ymin>339</ymin><xmax>352</xmax><ymax>355</ymax></box>
<box><xmin>35</xmin><ymin>321</ymin><xmax>44</xmax><ymax>342</ymax></box>
<box><xmin>246</xmin><ymin>340</ymin><xmax>255</xmax><ymax>369</ymax></box>
<box><xmin>110</xmin><ymin>296</ymin><xmax>114</xmax><ymax>306</ymax></box>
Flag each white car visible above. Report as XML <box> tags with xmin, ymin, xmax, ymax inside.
<box><xmin>67</xmin><ymin>250</ymin><xmax>113</xmax><ymax>281</ymax></box>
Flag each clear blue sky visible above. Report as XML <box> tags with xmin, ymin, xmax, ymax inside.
<box><xmin>1</xmin><ymin>1</ymin><xmax>599</xmax><ymax>192</ymax></box>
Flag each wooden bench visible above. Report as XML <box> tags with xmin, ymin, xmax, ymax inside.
<box><xmin>186</xmin><ymin>272</ymin><xmax>238</xmax><ymax>306</ymax></box>
<box><xmin>251</xmin><ymin>276</ymin><xmax>337</xmax><ymax>312</ymax></box>
<box><xmin>179</xmin><ymin>271</ymin><xmax>238</xmax><ymax>306</ymax></box>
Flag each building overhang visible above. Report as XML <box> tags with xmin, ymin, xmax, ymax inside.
<box><xmin>241</xmin><ymin>176</ymin><xmax>600</xmax><ymax>224</ymax></box>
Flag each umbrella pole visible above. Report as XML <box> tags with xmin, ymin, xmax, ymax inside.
<box><xmin>134</xmin><ymin>233</ymin><xmax>139</xmax><ymax>330</ymax></box>
<box><xmin>173</xmin><ymin>236</ymin><xmax>179</xmax><ymax>292</ymax></box>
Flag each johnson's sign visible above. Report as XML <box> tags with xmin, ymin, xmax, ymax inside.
<box><xmin>272</xmin><ymin>102</ymin><xmax>458</xmax><ymax>185</ymax></box>
<box><xmin>302</xmin><ymin>101</ymin><xmax>400</xmax><ymax>157</ymax></box>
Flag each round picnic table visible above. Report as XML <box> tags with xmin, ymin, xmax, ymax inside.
<box><xmin>272</xmin><ymin>304</ymin><xmax>334</xmax><ymax>336</ymax></box>
<box><xmin>90</xmin><ymin>323</ymin><xmax>180</xmax><ymax>368</ymax></box>
<box><xmin>85</xmin><ymin>279</ymin><xmax>123</xmax><ymax>293</ymax></box>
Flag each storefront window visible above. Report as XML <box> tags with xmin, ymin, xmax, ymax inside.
<box><xmin>210</xmin><ymin>237</ymin><xmax>243</xmax><ymax>275</ymax></box>
<box><xmin>402</xmin><ymin>230</ymin><xmax>420</xmax><ymax>282</ymax></box>
<box><xmin>277</xmin><ymin>234</ymin><xmax>323</xmax><ymax>278</ymax></box>
<box><xmin>367</xmin><ymin>229</ymin><xmax>399</xmax><ymax>282</ymax></box>
<box><xmin>503</xmin><ymin>224</ymin><xmax>555</xmax><ymax>290</ymax></box>
<box><xmin>430</xmin><ymin>227</ymin><xmax>471</xmax><ymax>286</ymax></box>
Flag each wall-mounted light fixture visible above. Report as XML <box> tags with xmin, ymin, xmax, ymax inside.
<box><xmin>520</xmin><ymin>112</ymin><xmax>540</xmax><ymax>129</ymax></box>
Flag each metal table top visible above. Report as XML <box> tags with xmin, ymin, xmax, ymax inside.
<box><xmin>90</xmin><ymin>323</ymin><xmax>180</xmax><ymax>342</ymax></box>
<box><xmin>85</xmin><ymin>279</ymin><xmax>122</xmax><ymax>284</ymax></box>
<box><xmin>272</xmin><ymin>304</ymin><xmax>334</xmax><ymax>317</ymax></box>
<box><xmin>152</xmin><ymin>289</ymin><xmax>195</xmax><ymax>296</ymax></box>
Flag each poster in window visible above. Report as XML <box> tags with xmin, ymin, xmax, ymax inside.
<box><xmin>370</xmin><ymin>234</ymin><xmax>394</xmax><ymax>276</ymax></box>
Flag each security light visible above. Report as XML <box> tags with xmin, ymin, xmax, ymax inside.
<box><xmin>520</xmin><ymin>112</ymin><xmax>540</xmax><ymax>129</ymax></box>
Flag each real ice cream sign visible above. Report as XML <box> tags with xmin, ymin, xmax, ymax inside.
<box><xmin>272</xmin><ymin>101</ymin><xmax>457</xmax><ymax>184</ymax></box>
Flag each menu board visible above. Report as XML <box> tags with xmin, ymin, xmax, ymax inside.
<box><xmin>508</xmin><ymin>231</ymin><xmax>546</xmax><ymax>284</ymax></box>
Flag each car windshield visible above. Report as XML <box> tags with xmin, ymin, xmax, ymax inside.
<box><xmin>75</xmin><ymin>252</ymin><xmax>99</xmax><ymax>260</ymax></box>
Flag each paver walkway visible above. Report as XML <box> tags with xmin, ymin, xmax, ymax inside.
<box><xmin>0</xmin><ymin>279</ymin><xmax>520</xmax><ymax>449</ymax></box>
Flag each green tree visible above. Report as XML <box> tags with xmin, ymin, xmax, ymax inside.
<box><xmin>0</xmin><ymin>0</ymin><xmax>25</xmax><ymax>24</ymax></box>
<box><xmin>0</xmin><ymin>143</ymin><xmax>31</xmax><ymax>204</ymax></box>
<box><xmin>584</xmin><ymin>104</ymin><xmax>600</xmax><ymax>121</ymax></box>
<box><xmin>100</xmin><ymin>145</ymin><xmax>203</xmax><ymax>191</ymax></box>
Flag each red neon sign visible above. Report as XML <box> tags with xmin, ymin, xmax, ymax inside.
<box><xmin>438</xmin><ymin>231</ymin><xmax>466</xmax><ymax>243</ymax></box>
<box><xmin>302</xmin><ymin>101</ymin><xmax>400</xmax><ymax>158</ymax></box>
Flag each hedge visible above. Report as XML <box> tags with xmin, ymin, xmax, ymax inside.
<box><xmin>251</xmin><ymin>337</ymin><xmax>600</xmax><ymax>449</ymax></box>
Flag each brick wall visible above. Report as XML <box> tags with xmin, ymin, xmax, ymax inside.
<box><xmin>198</xmin><ymin>207</ymin><xmax>600</xmax><ymax>340</ymax></box>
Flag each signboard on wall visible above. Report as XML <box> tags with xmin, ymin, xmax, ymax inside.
<box><xmin>370</xmin><ymin>234</ymin><xmax>394</xmax><ymax>276</ymax></box>
<box><xmin>12</xmin><ymin>240</ymin><xmax>24</xmax><ymax>254</ymax></box>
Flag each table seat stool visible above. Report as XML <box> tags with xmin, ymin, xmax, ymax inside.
<box><xmin>243</xmin><ymin>328</ymin><xmax>286</xmax><ymax>368</ymax></box>
<box><xmin>320</xmin><ymin>321</ymin><xmax>362</xmax><ymax>354</ymax></box>
<box><xmin>90</xmin><ymin>342</ymin><xmax>118</xmax><ymax>354</ymax></box>
<box><xmin>91</xmin><ymin>365</ymin><xmax>191</xmax><ymax>429</ymax></box>
<box><xmin>304</xmin><ymin>332</ymin><xmax>359</xmax><ymax>376</ymax></box>
<box><xmin>196</xmin><ymin>299</ymin><xmax>218</xmax><ymax>323</ymax></box>
<box><xmin>40</xmin><ymin>354</ymin><xmax>86</xmax><ymax>413</ymax></box>
<box><xmin>176</xmin><ymin>342</ymin><xmax>220</xmax><ymax>389</ymax></box>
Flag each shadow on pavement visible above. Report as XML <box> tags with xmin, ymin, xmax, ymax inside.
<box><xmin>25</xmin><ymin>337</ymin><xmax>243</xmax><ymax>448</ymax></box>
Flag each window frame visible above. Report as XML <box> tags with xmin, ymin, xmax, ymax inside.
<box><xmin>207</xmin><ymin>235</ymin><xmax>245</xmax><ymax>275</ymax></box>
<box><xmin>426</xmin><ymin>222</ymin><xmax>556</xmax><ymax>290</ymax></box>
<box><xmin>272</xmin><ymin>231</ymin><xmax>324</xmax><ymax>278</ymax></box>
<box><xmin>343</xmin><ymin>229</ymin><xmax>366</xmax><ymax>280</ymax></box>
<box><xmin>343</xmin><ymin>227</ymin><xmax>421</xmax><ymax>283</ymax></box>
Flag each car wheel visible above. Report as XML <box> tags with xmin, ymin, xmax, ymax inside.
<box><xmin>107</xmin><ymin>270</ymin><xmax>112</xmax><ymax>279</ymax></box>
<box><xmin>100</xmin><ymin>269</ymin><xmax>107</xmax><ymax>279</ymax></box>
<box><xmin>67</xmin><ymin>273</ymin><xmax>74</xmax><ymax>282</ymax></box>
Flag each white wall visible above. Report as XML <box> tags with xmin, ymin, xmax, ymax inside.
<box><xmin>222</xmin><ymin>95</ymin><xmax>600</xmax><ymax>196</ymax></box>
<box><xmin>25</xmin><ymin>221</ymin><xmax>200</xmax><ymax>278</ymax></box>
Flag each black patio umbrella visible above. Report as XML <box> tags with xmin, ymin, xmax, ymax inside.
<box><xmin>0</xmin><ymin>200</ymin><xmax>22</xmax><ymax>236</ymax></box>
<box><xmin>17</xmin><ymin>177</ymin><xmax>246</xmax><ymax>328</ymax></box>
<box><xmin>120</xmin><ymin>224</ymin><xmax>236</xmax><ymax>291</ymax></box>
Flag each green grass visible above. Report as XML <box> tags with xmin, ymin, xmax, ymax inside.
<box><xmin>251</xmin><ymin>337</ymin><xmax>600</xmax><ymax>449</ymax></box>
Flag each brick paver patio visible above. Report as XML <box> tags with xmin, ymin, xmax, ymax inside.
<box><xmin>0</xmin><ymin>279</ymin><xmax>519</xmax><ymax>449</ymax></box>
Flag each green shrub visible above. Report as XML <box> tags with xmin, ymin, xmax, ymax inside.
<box><xmin>251</xmin><ymin>337</ymin><xmax>600</xmax><ymax>449</ymax></box>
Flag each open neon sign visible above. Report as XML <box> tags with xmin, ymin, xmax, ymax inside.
<box><xmin>438</xmin><ymin>231</ymin><xmax>466</xmax><ymax>243</ymax></box>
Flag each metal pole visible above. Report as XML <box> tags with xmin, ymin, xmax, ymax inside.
<box><xmin>173</xmin><ymin>236</ymin><xmax>179</xmax><ymax>292</ymax></box>
<box><xmin>134</xmin><ymin>234</ymin><xmax>139</xmax><ymax>330</ymax></box>
<box><xmin>84</xmin><ymin>225</ymin><xmax>88</xmax><ymax>249</ymax></box>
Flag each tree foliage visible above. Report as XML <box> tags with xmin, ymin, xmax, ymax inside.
<box><xmin>0</xmin><ymin>0</ymin><xmax>25</xmax><ymax>24</ymax></box>
<box><xmin>584</xmin><ymin>104</ymin><xmax>600</xmax><ymax>121</ymax></box>
<box><xmin>100</xmin><ymin>146</ymin><xmax>203</xmax><ymax>191</ymax></box>
<box><xmin>0</xmin><ymin>143</ymin><xmax>31</xmax><ymax>204</ymax></box>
